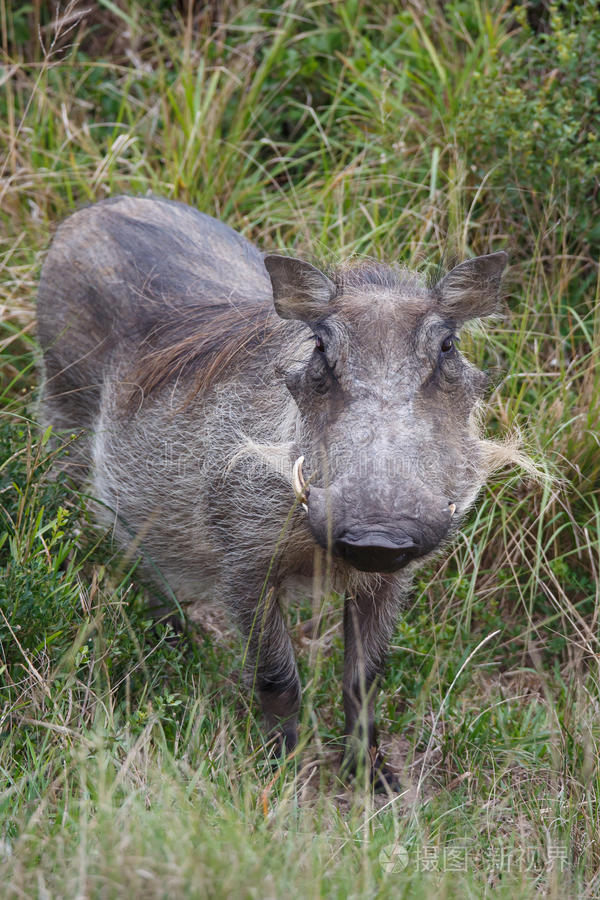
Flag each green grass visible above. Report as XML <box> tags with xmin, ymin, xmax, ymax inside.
<box><xmin>1</xmin><ymin>1</ymin><xmax>599</xmax><ymax>896</ymax></box>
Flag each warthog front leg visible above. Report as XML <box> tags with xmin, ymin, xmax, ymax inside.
<box><xmin>342</xmin><ymin>585</ymin><xmax>402</xmax><ymax>790</ymax></box>
<box><xmin>235</xmin><ymin>586</ymin><xmax>301</xmax><ymax>755</ymax></box>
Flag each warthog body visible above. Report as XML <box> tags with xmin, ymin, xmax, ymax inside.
<box><xmin>38</xmin><ymin>195</ymin><xmax>509</xmax><ymax>786</ymax></box>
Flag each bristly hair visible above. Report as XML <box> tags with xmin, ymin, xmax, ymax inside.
<box><xmin>333</xmin><ymin>260</ymin><xmax>427</xmax><ymax>298</ymax></box>
<box><xmin>125</xmin><ymin>299</ymin><xmax>283</xmax><ymax>408</ymax></box>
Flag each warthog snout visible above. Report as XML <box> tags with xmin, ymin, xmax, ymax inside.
<box><xmin>333</xmin><ymin>528</ymin><xmax>420</xmax><ymax>573</ymax></box>
<box><xmin>299</xmin><ymin>464</ymin><xmax>453</xmax><ymax>572</ymax></box>
<box><xmin>313</xmin><ymin>512</ymin><xmax>449</xmax><ymax>573</ymax></box>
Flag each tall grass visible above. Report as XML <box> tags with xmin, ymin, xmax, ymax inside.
<box><xmin>1</xmin><ymin>1</ymin><xmax>599</xmax><ymax>896</ymax></box>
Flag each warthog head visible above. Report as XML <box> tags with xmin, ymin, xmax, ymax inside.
<box><xmin>265</xmin><ymin>252</ymin><xmax>508</xmax><ymax>574</ymax></box>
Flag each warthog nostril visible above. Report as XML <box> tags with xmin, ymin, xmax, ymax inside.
<box><xmin>334</xmin><ymin>530</ymin><xmax>420</xmax><ymax>574</ymax></box>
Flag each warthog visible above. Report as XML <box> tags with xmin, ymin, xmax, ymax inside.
<box><xmin>38</xmin><ymin>195</ymin><xmax>512</xmax><ymax>788</ymax></box>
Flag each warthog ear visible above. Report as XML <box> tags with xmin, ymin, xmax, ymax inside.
<box><xmin>434</xmin><ymin>251</ymin><xmax>508</xmax><ymax>323</ymax></box>
<box><xmin>264</xmin><ymin>255</ymin><xmax>335</xmax><ymax>322</ymax></box>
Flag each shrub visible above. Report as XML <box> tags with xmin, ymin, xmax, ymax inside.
<box><xmin>456</xmin><ymin>1</ymin><xmax>600</xmax><ymax>261</ymax></box>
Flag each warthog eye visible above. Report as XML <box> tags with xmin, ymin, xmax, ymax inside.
<box><xmin>440</xmin><ymin>335</ymin><xmax>455</xmax><ymax>354</ymax></box>
<box><xmin>315</xmin><ymin>335</ymin><xmax>326</xmax><ymax>353</ymax></box>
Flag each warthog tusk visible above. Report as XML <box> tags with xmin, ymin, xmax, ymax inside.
<box><xmin>292</xmin><ymin>455</ymin><xmax>309</xmax><ymax>511</ymax></box>
<box><xmin>448</xmin><ymin>503</ymin><xmax>456</xmax><ymax>518</ymax></box>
